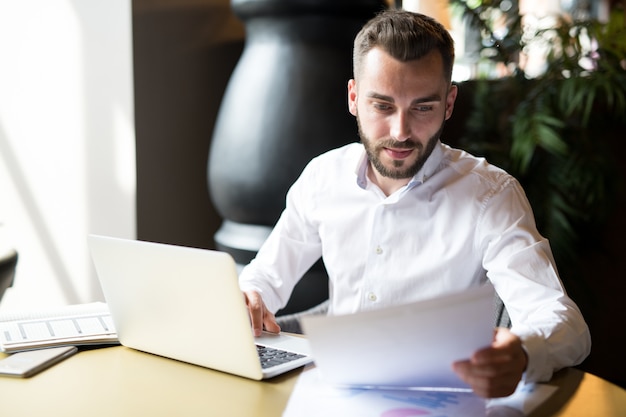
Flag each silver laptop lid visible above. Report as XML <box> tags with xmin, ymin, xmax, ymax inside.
<box><xmin>88</xmin><ymin>235</ymin><xmax>311</xmax><ymax>380</ymax></box>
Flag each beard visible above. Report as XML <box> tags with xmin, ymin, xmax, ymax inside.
<box><xmin>358</xmin><ymin>118</ymin><xmax>445</xmax><ymax>180</ymax></box>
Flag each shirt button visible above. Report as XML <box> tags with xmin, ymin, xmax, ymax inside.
<box><xmin>375</xmin><ymin>246</ymin><xmax>383</xmax><ymax>255</ymax></box>
<box><xmin>367</xmin><ymin>292</ymin><xmax>377</xmax><ymax>302</ymax></box>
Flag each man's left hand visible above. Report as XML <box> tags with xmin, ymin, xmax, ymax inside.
<box><xmin>452</xmin><ymin>327</ymin><xmax>528</xmax><ymax>398</ymax></box>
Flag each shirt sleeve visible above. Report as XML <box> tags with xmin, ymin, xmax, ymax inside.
<box><xmin>477</xmin><ymin>177</ymin><xmax>591</xmax><ymax>382</ymax></box>
<box><xmin>238</xmin><ymin>160</ymin><xmax>323</xmax><ymax>313</ymax></box>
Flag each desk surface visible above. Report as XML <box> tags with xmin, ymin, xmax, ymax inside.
<box><xmin>0</xmin><ymin>345</ymin><xmax>624</xmax><ymax>417</ymax></box>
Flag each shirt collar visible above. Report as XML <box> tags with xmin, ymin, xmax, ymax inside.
<box><xmin>354</xmin><ymin>140</ymin><xmax>445</xmax><ymax>190</ymax></box>
<box><xmin>355</xmin><ymin>149</ymin><xmax>369</xmax><ymax>189</ymax></box>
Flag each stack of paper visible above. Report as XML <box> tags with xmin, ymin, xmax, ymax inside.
<box><xmin>0</xmin><ymin>302</ymin><xmax>119</xmax><ymax>352</ymax></box>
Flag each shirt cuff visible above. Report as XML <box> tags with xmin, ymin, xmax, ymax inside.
<box><xmin>239</xmin><ymin>275</ymin><xmax>283</xmax><ymax>314</ymax></box>
<box><xmin>516</xmin><ymin>330</ymin><xmax>553</xmax><ymax>383</ymax></box>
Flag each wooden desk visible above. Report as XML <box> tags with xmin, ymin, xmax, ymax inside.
<box><xmin>0</xmin><ymin>346</ymin><xmax>624</xmax><ymax>416</ymax></box>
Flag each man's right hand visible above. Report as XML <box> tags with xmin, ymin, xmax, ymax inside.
<box><xmin>243</xmin><ymin>290</ymin><xmax>281</xmax><ymax>337</ymax></box>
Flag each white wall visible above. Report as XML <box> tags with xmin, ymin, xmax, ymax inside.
<box><xmin>0</xmin><ymin>0</ymin><xmax>135</xmax><ymax>311</ymax></box>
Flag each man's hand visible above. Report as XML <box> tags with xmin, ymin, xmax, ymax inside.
<box><xmin>243</xmin><ymin>290</ymin><xmax>281</xmax><ymax>337</ymax></box>
<box><xmin>452</xmin><ymin>328</ymin><xmax>528</xmax><ymax>398</ymax></box>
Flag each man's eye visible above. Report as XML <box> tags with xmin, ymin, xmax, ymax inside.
<box><xmin>373</xmin><ymin>102</ymin><xmax>393</xmax><ymax>111</ymax></box>
<box><xmin>414</xmin><ymin>105</ymin><xmax>434</xmax><ymax>112</ymax></box>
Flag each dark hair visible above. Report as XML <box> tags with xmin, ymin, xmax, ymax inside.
<box><xmin>353</xmin><ymin>9</ymin><xmax>455</xmax><ymax>83</ymax></box>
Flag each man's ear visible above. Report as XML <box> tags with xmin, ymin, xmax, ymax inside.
<box><xmin>445</xmin><ymin>83</ymin><xmax>458</xmax><ymax>120</ymax></box>
<box><xmin>348</xmin><ymin>79</ymin><xmax>358</xmax><ymax>116</ymax></box>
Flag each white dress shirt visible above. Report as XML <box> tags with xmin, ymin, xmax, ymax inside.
<box><xmin>239</xmin><ymin>141</ymin><xmax>591</xmax><ymax>382</ymax></box>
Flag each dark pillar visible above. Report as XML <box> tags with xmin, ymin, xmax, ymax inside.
<box><xmin>208</xmin><ymin>0</ymin><xmax>387</xmax><ymax>314</ymax></box>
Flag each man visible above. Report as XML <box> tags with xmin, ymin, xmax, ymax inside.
<box><xmin>239</xmin><ymin>9</ymin><xmax>591</xmax><ymax>398</ymax></box>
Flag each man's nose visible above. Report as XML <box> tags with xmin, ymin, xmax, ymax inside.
<box><xmin>390</xmin><ymin>111</ymin><xmax>411</xmax><ymax>142</ymax></box>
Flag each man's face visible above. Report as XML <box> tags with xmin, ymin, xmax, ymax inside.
<box><xmin>348</xmin><ymin>48</ymin><xmax>457</xmax><ymax>180</ymax></box>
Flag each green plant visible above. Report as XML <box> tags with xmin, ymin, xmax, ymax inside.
<box><xmin>449</xmin><ymin>1</ymin><xmax>626</xmax><ymax>280</ymax></box>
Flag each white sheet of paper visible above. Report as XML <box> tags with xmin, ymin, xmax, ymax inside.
<box><xmin>283</xmin><ymin>367</ymin><xmax>558</xmax><ymax>417</ymax></box>
<box><xmin>282</xmin><ymin>368</ymin><xmax>487</xmax><ymax>417</ymax></box>
<box><xmin>301</xmin><ymin>284</ymin><xmax>496</xmax><ymax>389</ymax></box>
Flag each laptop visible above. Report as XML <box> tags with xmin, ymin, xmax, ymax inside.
<box><xmin>87</xmin><ymin>234</ymin><xmax>313</xmax><ymax>380</ymax></box>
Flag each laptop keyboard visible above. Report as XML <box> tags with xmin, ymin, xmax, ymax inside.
<box><xmin>256</xmin><ymin>345</ymin><xmax>306</xmax><ymax>369</ymax></box>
